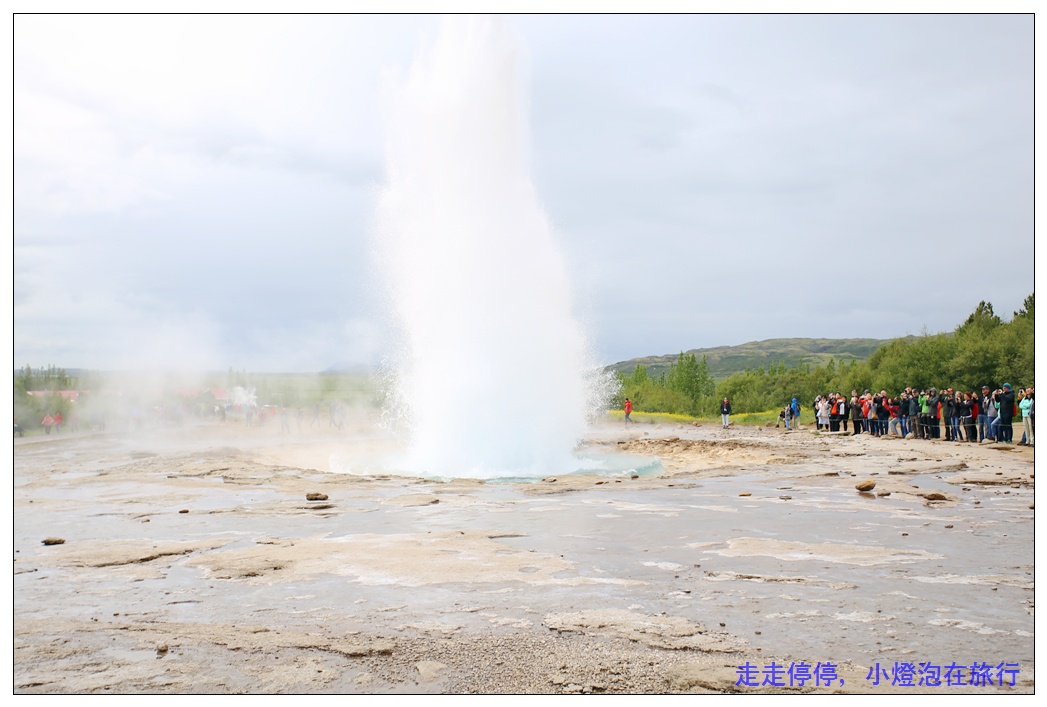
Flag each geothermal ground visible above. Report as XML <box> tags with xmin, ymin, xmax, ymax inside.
<box><xmin>13</xmin><ymin>415</ymin><xmax>1034</xmax><ymax>694</ymax></box>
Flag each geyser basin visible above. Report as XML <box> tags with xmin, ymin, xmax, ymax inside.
<box><xmin>328</xmin><ymin>450</ymin><xmax>664</xmax><ymax>483</ymax></box>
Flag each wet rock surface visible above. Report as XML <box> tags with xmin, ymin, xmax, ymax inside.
<box><xmin>13</xmin><ymin>420</ymin><xmax>1034</xmax><ymax>694</ymax></box>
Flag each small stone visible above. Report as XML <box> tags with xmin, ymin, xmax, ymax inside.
<box><xmin>855</xmin><ymin>480</ymin><xmax>876</xmax><ymax>492</ymax></box>
<box><xmin>41</xmin><ymin>538</ymin><xmax>65</xmax><ymax>545</ymax></box>
<box><xmin>945</xmin><ymin>524</ymin><xmax>954</xmax><ymax>529</ymax></box>
<box><xmin>719</xmin><ymin>622</ymin><xmax>726</xmax><ymax>627</ymax></box>
<box><xmin>156</xmin><ymin>644</ymin><xmax>168</xmax><ymax>657</ymax></box>
<box><xmin>901</xmin><ymin>532</ymin><xmax>908</xmax><ymax>536</ymax></box>
<box><xmin>923</xmin><ymin>492</ymin><xmax>947</xmax><ymax>501</ymax></box>
<box><xmin>306</xmin><ymin>493</ymin><xmax>329</xmax><ymax>501</ymax></box>
<box><xmin>179</xmin><ymin>509</ymin><xmax>189</xmax><ymax>514</ymax></box>
<box><xmin>876</xmin><ymin>490</ymin><xmax>891</xmax><ymax>497</ymax></box>
<box><xmin>631</xmin><ymin>475</ymin><xmax>639</xmax><ymax>479</ymax></box>
<box><xmin>739</xmin><ymin>492</ymin><xmax>751</xmax><ymax>497</ymax></box>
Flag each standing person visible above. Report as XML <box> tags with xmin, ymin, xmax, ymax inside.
<box><xmin>897</xmin><ymin>393</ymin><xmax>909</xmax><ymax>437</ymax></box>
<box><xmin>962</xmin><ymin>392</ymin><xmax>978</xmax><ymax>443</ymax></box>
<box><xmin>977</xmin><ymin>386</ymin><xmax>990</xmax><ymax>441</ymax></box>
<box><xmin>1020</xmin><ymin>388</ymin><xmax>1034</xmax><ymax>446</ymax></box>
<box><xmin>42</xmin><ymin>414</ymin><xmax>53</xmax><ymax>435</ymax></box>
<box><xmin>839</xmin><ymin>394</ymin><xmax>849</xmax><ymax>433</ymax></box>
<box><xmin>906</xmin><ymin>391</ymin><xmax>920</xmax><ymax>439</ymax></box>
<box><xmin>720</xmin><ymin>397</ymin><xmax>732</xmax><ymax>429</ymax></box>
<box><xmin>982</xmin><ymin>386</ymin><xmax>997</xmax><ymax>441</ymax></box>
<box><xmin>921</xmin><ymin>391</ymin><xmax>929</xmax><ymax>437</ymax></box>
<box><xmin>986</xmin><ymin>388</ymin><xmax>1000</xmax><ymax>441</ymax></box>
<box><xmin>928</xmin><ymin>389</ymin><xmax>942</xmax><ymax>439</ymax></box>
<box><xmin>310</xmin><ymin>402</ymin><xmax>320</xmax><ymax>428</ymax></box>
<box><xmin>941</xmin><ymin>393</ymin><xmax>955</xmax><ymax>441</ymax></box>
<box><xmin>624</xmin><ymin>398</ymin><xmax>634</xmax><ymax>425</ymax></box>
<box><xmin>53</xmin><ymin>411</ymin><xmax>63</xmax><ymax>434</ymax></box>
<box><xmin>876</xmin><ymin>391</ymin><xmax>890</xmax><ymax>436</ymax></box>
<box><xmin>850</xmin><ymin>393</ymin><xmax>863</xmax><ymax>434</ymax></box>
<box><xmin>997</xmin><ymin>384</ymin><xmax>1016</xmax><ymax>444</ymax></box>
<box><xmin>864</xmin><ymin>393</ymin><xmax>878</xmax><ymax>437</ymax></box>
<box><xmin>951</xmin><ymin>391</ymin><xmax>964</xmax><ymax>442</ymax></box>
<box><xmin>887</xmin><ymin>397</ymin><xmax>903</xmax><ymax>437</ymax></box>
<box><xmin>790</xmin><ymin>398</ymin><xmax>801</xmax><ymax>430</ymax></box>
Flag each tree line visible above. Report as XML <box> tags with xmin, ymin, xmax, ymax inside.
<box><xmin>613</xmin><ymin>295</ymin><xmax>1034</xmax><ymax>417</ymax></box>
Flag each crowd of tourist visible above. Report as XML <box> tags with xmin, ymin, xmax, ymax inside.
<box><xmin>805</xmin><ymin>385</ymin><xmax>1034</xmax><ymax>446</ymax></box>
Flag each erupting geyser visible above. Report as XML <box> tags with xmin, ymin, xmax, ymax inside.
<box><xmin>374</xmin><ymin>17</ymin><xmax>605</xmax><ymax>479</ymax></box>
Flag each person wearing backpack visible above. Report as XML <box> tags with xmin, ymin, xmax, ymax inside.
<box><xmin>790</xmin><ymin>398</ymin><xmax>801</xmax><ymax>430</ymax></box>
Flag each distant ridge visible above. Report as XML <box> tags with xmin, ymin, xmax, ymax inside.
<box><xmin>607</xmin><ymin>337</ymin><xmax>903</xmax><ymax>381</ymax></box>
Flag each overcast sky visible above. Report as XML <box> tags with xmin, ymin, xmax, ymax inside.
<box><xmin>13</xmin><ymin>13</ymin><xmax>1035</xmax><ymax>372</ymax></box>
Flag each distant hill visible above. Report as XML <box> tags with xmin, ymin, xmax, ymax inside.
<box><xmin>608</xmin><ymin>337</ymin><xmax>901</xmax><ymax>381</ymax></box>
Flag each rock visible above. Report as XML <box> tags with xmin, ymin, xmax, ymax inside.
<box><xmin>306</xmin><ymin>492</ymin><xmax>329</xmax><ymax>501</ymax></box>
<box><xmin>876</xmin><ymin>490</ymin><xmax>891</xmax><ymax>497</ymax></box>
<box><xmin>855</xmin><ymin>480</ymin><xmax>876</xmax><ymax>492</ymax></box>
<box><xmin>945</xmin><ymin>524</ymin><xmax>954</xmax><ymax>529</ymax></box>
<box><xmin>156</xmin><ymin>644</ymin><xmax>169</xmax><ymax>657</ymax></box>
<box><xmin>179</xmin><ymin>509</ymin><xmax>189</xmax><ymax>514</ymax></box>
<box><xmin>739</xmin><ymin>492</ymin><xmax>751</xmax><ymax>497</ymax></box>
<box><xmin>922</xmin><ymin>492</ymin><xmax>948</xmax><ymax>501</ymax></box>
<box><xmin>330</xmin><ymin>638</ymin><xmax>395</xmax><ymax>657</ymax></box>
<box><xmin>415</xmin><ymin>660</ymin><xmax>447</xmax><ymax>682</ymax></box>
<box><xmin>41</xmin><ymin>538</ymin><xmax>65</xmax><ymax>545</ymax></box>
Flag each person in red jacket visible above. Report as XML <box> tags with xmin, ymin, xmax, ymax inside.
<box><xmin>624</xmin><ymin>398</ymin><xmax>634</xmax><ymax>425</ymax></box>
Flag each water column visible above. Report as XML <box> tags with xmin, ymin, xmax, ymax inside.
<box><xmin>374</xmin><ymin>16</ymin><xmax>595</xmax><ymax>478</ymax></box>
